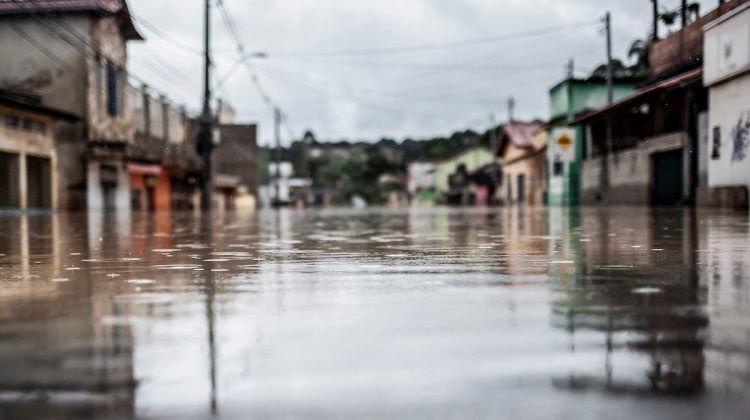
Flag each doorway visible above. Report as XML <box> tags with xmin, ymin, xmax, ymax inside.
<box><xmin>26</xmin><ymin>155</ymin><xmax>51</xmax><ymax>208</ymax></box>
<box><xmin>652</xmin><ymin>149</ymin><xmax>684</xmax><ymax>206</ymax></box>
<box><xmin>517</xmin><ymin>174</ymin><xmax>526</xmax><ymax>204</ymax></box>
<box><xmin>0</xmin><ymin>152</ymin><xmax>20</xmax><ymax>208</ymax></box>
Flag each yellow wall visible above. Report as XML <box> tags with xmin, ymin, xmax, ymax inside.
<box><xmin>499</xmin><ymin>131</ymin><xmax>547</xmax><ymax>205</ymax></box>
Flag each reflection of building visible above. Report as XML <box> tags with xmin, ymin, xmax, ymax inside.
<box><xmin>0</xmin><ymin>90</ymin><xmax>78</xmax><ymax>210</ymax></box>
<box><xmin>495</xmin><ymin>122</ymin><xmax>546</xmax><ymax>205</ymax></box>
<box><xmin>549</xmin><ymin>208</ymin><xmax>708</xmax><ymax>395</ymax></box>
<box><xmin>703</xmin><ymin>3</ymin><xmax>750</xmax><ymax>207</ymax></box>
<box><xmin>0</xmin><ymin>213</ymin><xmax>135</xmax><ymax>417</ymax></box>
<box><xmin>546</xmin><ymin>77</ymin><xmax>638</xmax><ymax>206</ymax></box>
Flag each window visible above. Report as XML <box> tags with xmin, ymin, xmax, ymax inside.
<box><xmin>34</xmin><ymin>121</ymin><xmax>47</xmax><ymax>134</ymax></box>
<box><xmin>22</xmin><ymin>117</ymin><xmax>33</xmax><ymax>131</ymax></box>
<box><xmin>107</xmin><ymin>61</ymin><xmax>119</xmax><ymax>117</ymax></box>
<box><xmin>5</xmin><ymin>115</ymin><xmax>19</xmax><ymax>129</ymax></box>
<box><xmin>553</xmin><ymin>161</ymin><xmax>565</xmax><ymax>176</ymax></box>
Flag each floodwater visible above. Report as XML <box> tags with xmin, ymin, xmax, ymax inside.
<box><xmin>0</xmin><ymin>207</ymin><xmax>749</xmax><ymax>419</ymax></box>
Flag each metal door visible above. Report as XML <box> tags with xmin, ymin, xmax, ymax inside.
<box><xmin>652</xmin><ymin>150</ymin><xmax>684</xmax><ymax>206</ymax></box>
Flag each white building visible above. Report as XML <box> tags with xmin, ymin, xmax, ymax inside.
<box><xmin>407</xmin><ymin>162</ymin><xmax>436</xmax><ymax>194</ymax></box>
<box><xmin>704</xmin><ymin>3</ymin><xmax>750</xmax><ymax>205</ymax></box>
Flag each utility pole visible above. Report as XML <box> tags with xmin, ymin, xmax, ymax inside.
<box><xmin>199</xmin><ymin>0</ymin><xmax>214</xmax><ymax>211</ymax></box>
<box><xmin>681</xmin><ymin>0</ymin><xmax>688</xmax><ymax>28</ymax></box>
<box><xmin>566</xmin><ymin>58</ymin><xmax>575</xmax><ymax>79</ymax></box>
<box><xmin>602</xmin><ymin>11</ymin><xmax>614</xmax><ymax>203</ymax></box>
<box><xmin>507</xmin><ymin>97</ymin><xmax>515</xmax><ymax>123</ymax></box>
<box><xmin>651</xmin><ymin>0</ymin><xmax>659</xmax><ymax>41</ymax></box>
<box><xmin>489</xmin><ymin>114</ymin><xmax>497</xmax><ymax>153</ymax></box>
<box><xmin>274</xmin><ymin>107</ymin><xmax>281</xmax><ymax>207</ymax></box>
<box><xmin>605</xmin><ymin>12</ymin><xmax>613</xmax><ymax>106</ymax></box>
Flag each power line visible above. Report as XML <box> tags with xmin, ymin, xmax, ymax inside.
<box><xmin>264</xmin><ymin>21</ymin><xmax>600</xmax><ymax>57</ymax></box>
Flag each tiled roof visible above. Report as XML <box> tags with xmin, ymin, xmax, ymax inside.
<box><xmin>0</xmin><ymin>0</ymin><xmax>143</xmax><ymax>40</ymax></box>
<box><xmin>496</xmin><ymin>122</ymin><xmax>544</xmax><ymax>159</ymax></box>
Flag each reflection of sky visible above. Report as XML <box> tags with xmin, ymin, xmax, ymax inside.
<box><xmin>0</xmin><ymin>208</ymin><xmax>748</xmax><ymax>418</ymax></box>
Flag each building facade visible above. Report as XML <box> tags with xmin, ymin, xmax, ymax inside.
<box><xmin>0</xmin><ymin>90</ymin><xmax>78</xmax><ymax>210</ymax></box>
<box><xmin>573</xmin><ymin>1</ymin><xmax>750</xmax><ymax>207</ymax></box>
<box><xmin>0</xmin><ymin>0</ymin><xmax>143</xmax><ymax>210</ymax></box>
<box><xmin>546</xmin><ymin>77</ymin><xmax>638</xmax><ymax>206</ymax></box>
<box><xmin>703</xmin><ymin>3</ymin><xmax>750</xmax><ymax>207</ymax></box>
<box><xmin>496</xmin><ymin>122</ymin><xmax>547</xmax><ymax>206</ymax></box>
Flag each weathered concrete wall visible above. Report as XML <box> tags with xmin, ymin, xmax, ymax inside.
<box><xmin>214</xmin><ymin>124</ymin><xmax>258</xmax><ymax>197</ymax></box>
<box><xmin>582</xmin><ymin>132</ymin><xmax>685</xmax><ymax>205</ymax></box>
<box><xmin>0</xmin><ymin>15</ymin><xmax>88</xmax><ymax>117</ymax></box>
<box><xmin>87</xmin><ymin>16</ymin><xmax>133</xmax><ymax>143</ymax></box>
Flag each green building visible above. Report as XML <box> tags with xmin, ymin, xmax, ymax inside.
<box><xmin>434</xmin><ymin>146</ymin><xmax>497</xmax><ymax>194</ymax></box>
<box><xmin>546</xmin><ymin>77</ymin><xmax>638</xmax><ymax>206</ymax></box>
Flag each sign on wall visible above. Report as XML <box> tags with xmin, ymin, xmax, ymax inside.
<box><xmin>552</xmin><ymin>128</ymin><xmax>576</xmax><ymax>163</ymax></box>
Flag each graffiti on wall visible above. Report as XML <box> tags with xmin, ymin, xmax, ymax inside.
<box><xmin>731</xmin><ymin>112</ymin><xmax>750</xmax><ymax>162</ymax></box>
<box><xmin>712</xmin><ymin>126</ymin><xmax>721</xmax><ymax>160</ymax></box>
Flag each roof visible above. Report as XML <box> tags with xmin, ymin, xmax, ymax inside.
<box><xmin>570</xmin><ymin>67</ymin><xmax>703</xmax><ymax>126</ymax></box>
<box><xmin>0</xmin><ymin>89</ymin><xmax>80</xmax><ymax>121</ymax></box>
<box><xmin>0</xmin><ymin>0</ymin><xmax>143</xmax><ymax>40</ymax></box>
<box><xmin>549</xmin><ymin>75</ymin><xmax>643</xmax><ymax>94</ymax></box>
<box><xmin>496</xmin><ymin>121</ymin><xmax>544</xmax><ymax>158</ymax></box>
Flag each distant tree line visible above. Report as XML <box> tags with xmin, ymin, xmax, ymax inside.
<box><xmin>259</xmin><ymin>127</ymin><xmax>496</xmax><ymax>204</ymax></box>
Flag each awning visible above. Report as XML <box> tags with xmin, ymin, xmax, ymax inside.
<box><xmin>127</xmin><ymin>163</ymin><xmax>162</xmax><ymax>176</ymax></box>
<box><xmin>570</xmin><ymin>67</ymin><xmax>703</xmax><ymax>126</ymax></box>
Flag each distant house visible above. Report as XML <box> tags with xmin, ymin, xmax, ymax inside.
<box><xmin>433</xmin><ymin>146</ymin><xmax>498</xmax><ymax>205</ymax></box>
<box><xmin>495</xmin><ymin>122</ymin><xmax>546</xmax><ymax>205</ymax></box>
<box><xmin>407</xmin><ymin>161</ymin><xmax>438</xmax><ymax>204</ymax></box>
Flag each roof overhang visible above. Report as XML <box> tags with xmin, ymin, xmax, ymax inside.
<box><xmin>570</xmin><ymin>67</ymin><xmax>703</xmax><ymax>126</ymax></box>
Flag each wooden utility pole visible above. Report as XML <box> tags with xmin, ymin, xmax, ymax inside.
<box><xmin>199</xmin><ymin>0</ymin><xmax>214</xmax><ymax>211</ymax></box>
<box><xmin>507</xmin><ymin>97</ymin><xmax>515</xmax><ymax>123</ymax></box>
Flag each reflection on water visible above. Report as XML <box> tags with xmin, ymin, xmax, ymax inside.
<box><xmin>0</xmin><ymin>207</ymin><xmax>749</xmax><ymax>419</ymax></box>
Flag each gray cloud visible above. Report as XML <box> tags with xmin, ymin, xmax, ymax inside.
<box><xmin>129</xmin><ymin>0</ymin><xmax>716</xmax><ymax>146</ymax></box>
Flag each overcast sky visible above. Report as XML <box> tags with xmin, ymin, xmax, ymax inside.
<box><xmin>128</xmin><ymin>0</ymin><xmax>716</xmax><ymax>146</ymax></box>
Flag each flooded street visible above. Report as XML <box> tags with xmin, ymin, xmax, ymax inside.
<box><xmin>1</xmin><ymin>207</ymin><xmax>749</xmax><ymax>419</ymax></box>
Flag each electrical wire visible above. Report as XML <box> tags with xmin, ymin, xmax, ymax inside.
<box><xmin>264</xmin><ymin>21</ymin><xmax>600</xmax><ymax>57</ymax></box>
